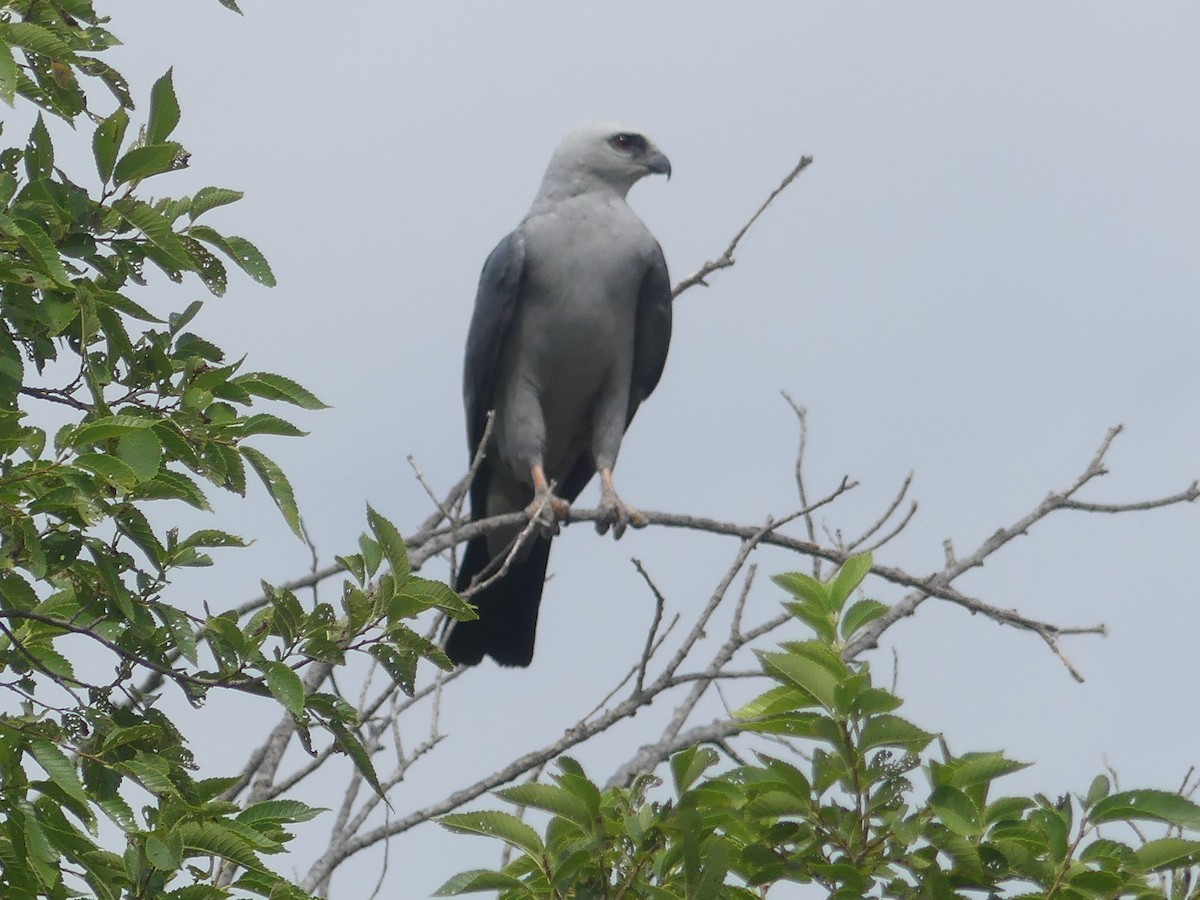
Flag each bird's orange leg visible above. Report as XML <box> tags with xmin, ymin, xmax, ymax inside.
<box><xmin>596</xmin><ymin>467</ymin><xmax>648</xmax><ymax>539</ymax></box>
<box><xmin>526</xmin><ymin>465</ymin><xmax>571</xmax><ymax>530</ymax></box>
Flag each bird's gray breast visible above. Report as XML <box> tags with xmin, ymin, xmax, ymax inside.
<box><xmin>493</xmin><ymin>196</ymin><xmax>652</xmax><ymax>482</ymax></box>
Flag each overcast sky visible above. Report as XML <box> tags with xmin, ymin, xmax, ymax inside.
<box><xmin>48</xmin><ymin>2</ymin><xmax>1200</xmax><ymax>895</ymax></box>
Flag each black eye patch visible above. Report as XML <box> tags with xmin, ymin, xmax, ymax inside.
<box><xmin>608</xmin><ymin>132</ymin><xmax>648</xmax><ymax>155</ymax></box>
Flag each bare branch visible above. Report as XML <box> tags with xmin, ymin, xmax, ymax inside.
<box><xmin>673</xmin><ymin>156</ymin><xmax>814</xmax><ymax>298</ymax></box>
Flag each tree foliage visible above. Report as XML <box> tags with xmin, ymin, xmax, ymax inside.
<box><xmin>0</xmin><ymin>3</ymin><xmax>466</xmax><ymax>897</ymax></box>
<box><xmin>437</xmin><ymin>556</ymin><xmax>1200</xmax><ymax>899</ymax></box>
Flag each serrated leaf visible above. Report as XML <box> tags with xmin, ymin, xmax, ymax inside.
<box><xmin>70</xmin><ymin>414</ymin><xmax>154</xmax><ymax>445</ymax></box>
<box><xmin>829</xmin><ymin>552</ymin><xmax>872</xmax><ymax>610</ymax></box>
<box><xmin>440</xmin><ymin>811</ymin><xmax>545</xmax><ymax>858</ymax></box>
<box><xmin>734</xmin><ymin>684</ymin><xmax>818</xmax><ymax>719</ymax></box>
<box><xmin>434</xmin><ymin>869</ymin><xmax>529</xmax><ymax>896</ymax></box>
<box><xmin>29</xmin><ymin>739</ymin><xmax>90</xmax><ymax>805</ymax></box>
<box><xmin>92</xmin><ymin>107</ymin><xmax>128</xmax><ymax>182</ymax></box>
<box><xmin>0</xmin><ymin>41</ymin><xmax>16</xmax><ymax>106</ymax></box>
<box><xmin>115</xmin><ymin>504</ymin><xmax>165</xmax><ymax>568</ymax></box>
<box><xmin>25</xmin><ymin>113</ymin><xmax>54</xmax><ymax>179</ymax></box>
<box><xmin>367</xmin><ymin>503</ymin><xmax>409</xmax><ymax>578</ymax></box>
<box><xmin>240</xmin><ymin>445</ymin><xmax>303</xmax><ymax>539</ymax></box>
<box><xmin>772</xmin><ymin>571</ymin><xmax>826</xmax><ymax>607</ymax></box>
<box><xmin>929</xmin><ymin>785</ymin><xmax>982</xmax><ymax>836</ymax></box>
<box><xmin>116</xmin><ymin>428</ymin><xmax>162</xmax><ymax>480</ymax></box>
<box><xmin>759</xmin><ymin>647</ymin><xmax>840</xmax><ymax>709</ymax></box>
<box><xmin>369</xmin><ymin>643</ymin><xmax>418</xmax><ymax>696</ymax></box>
<box><xmin>394</xmin><ymin>575</ymin><xmax>477</xmax><ymax>621</ymax></box>
<box><xmin>840</xmin><ymin>598</ymin><xmax>889</xmax><ymax>639</ymax></box>
<box><xmin>15</xmin><ymin>217</ymin><xmax>72</xmax><ymax>288</ymax></box>
<box><xmin>670</xmin><ymin>745</ymin><xmax>719</xmax><ymax>794</ymax></box>
<box><xmin>176</xmin><ymin>821</ymin><xmax>267</xmax><ymax>873</ymax></box>
<box><xmin>94</xmin><ymin>289</ymin><xmax>163</xmax><ymax>323</ymax></box>
<box><xmin>261</xmin><ymin>660</ymin><xmax>304</xmax><ymax>716</ymax></box>
<box><xmin>1135</xmin><ymin>837</ymin><xmax>1200</xmax><ymax>871</ymax></box>
<box><xmin>232</xmin><ymin>371</ymin><xmax>326</xmax><ymax>409</ymax></box>
<box><xmin>1091</xmin><ymin>790</ymin><xmax>1200</xmax><ymax>830</ymax></box>
<box><xmin>328</xmin><ymin>721</ymin><xmax>382</xmax><ymax>796</ymax></box>
<box><xmin>113</xmin><ymin>197</ymin><xmax>191</xmax><ymax>269</ymax></box>
<box><xmin>190</xmin><ymin>225</ymin><xmax>275</xmax><ymax>286</ymax></box>
<box><xmin>859</xmin><ymin>714</ymin><xmax>933</xmax><ymax>752</ymax></box>
<box><xmin>497</xmin><ymin>782</ymin><xmax>592</xmax><ymax>829</ymax></box>
<box><xmin>237</xmin><ymin>799</ymin><xmax>324</xmax><ymax>824</ymax></box>
<box><xmin>238</xmin><ymin>413</ymin><xmax>305</xmax><ymax>438</ymax></box>
<box><xmin>2</xmin><ymin>21</ymin><xmax>74</xmax><ymax>59</ymax></box>
<box><xmin>189</xmin><ymin>186</ymin><xmax>244</xmax><ymax>221</ymax></box>
<box><xmin>0</xmin><ymin>570</ymin><xmax>39</xmax><ymax>609</ymax></box>
<box><xmin>1085</xmin><ymin>774</ymin><xmax>1111</xmax><ymax>808</ymax></box>
<box><xmin>147</xmin><ymin>69</ymin><xmax>180</xmax><ymax>143</ymax></box>
<box><xmin>113</xmin><ymin>142</ymin><xmax>187</xmax><ymax>186</ymax></box>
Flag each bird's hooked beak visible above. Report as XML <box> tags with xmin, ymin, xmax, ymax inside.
<box><xmin>647</xmin><ymin>150</ymin><xmax>672</xmax><ymax>180</ymax></box>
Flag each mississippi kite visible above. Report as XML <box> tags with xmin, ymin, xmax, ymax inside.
<box><xmin>444</xmin><ymin>123</ymin><xmax>673</xmax><ymax>668</ymax></box>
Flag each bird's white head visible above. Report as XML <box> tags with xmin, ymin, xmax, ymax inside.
<box><xmin>538</xmin><ymin>122</ymin><xmax>671</xmax><ymax>202</ymax></box>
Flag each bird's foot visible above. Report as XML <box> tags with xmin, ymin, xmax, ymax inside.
<box><xmin>525</xmin><ymin>488</ymin><xmax>570</xmax><ymax>536</ymax></box>
<box><xmin>595</xmin><ymin>487</ymin><xmax>648</xmax><ymax>539</ymax></box>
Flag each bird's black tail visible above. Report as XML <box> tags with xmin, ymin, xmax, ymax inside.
<box><xmin>445</xmin><ymin>534</ymin><xmax>552</xmax><ymax>668</ymax></box>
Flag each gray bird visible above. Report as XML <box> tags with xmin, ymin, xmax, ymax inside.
<box><xmin>445</xmin><ymin>123</ymin><xmax>673</xmax><ymax>668</ymax></box>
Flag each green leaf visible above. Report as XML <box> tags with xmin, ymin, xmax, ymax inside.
<box><xmin>393</xmin><ymin>575</ymin><xmax>476</xmax><ymax>621</ymax></box>
<box><xmin>237</xmin><ymin>799</ymin><xmax>325</xmax><ymax>824</ymax></box>
<box><xmin>929</xmin><ymin>785</ymin><xmax>982</xmax><ymax>836</ymax></box>
<box><xmin>114</xmin><ymin>197</ymin><xmax>192</xmax><ymax>269</ymax></box>
<box><xmin>496</xmin><ymin>782</ymin><xmax>592</xmax><ymax>829</ymax></box>
<box><xmin>232</xmin><ymin>371</ymin><xmax>326</xmax><ymax>409</ymax></box>
<box><xmin>189</xmin><ymin>225</ymin><xmax>275</xmax><ymax>286</ymax></box>
<box><xmin>116</xmin><ymin>429</ymin><xmax>162</xmax><ymax>480</ymax></box>
<box><xmin>1085</xmin><ymin>774</ymin><xmax>1110</xmax><ymax>808</ymax></box>
<box><xmin>772</xmin><ymin>571</ymin><xmax>826</xmax><ymax>607</ymax></box>
<box><xmin>0</xmin><ymin>41</ymin><xmax>17</xmax><ymax>106</ymax></box>
<box><xmin>93</xmin><ymin>107</ymin><xmax>129</xmax><ymax>183</ymax></box>
<box><xmin>840</xmin><ymin>598</ymin><xmax>889</xmax><ymax>639</ymax></box>
<box><xmin>25</xmin><ymin>113</ymin><xmax>54</xmax><ymax>179</ymax></box>
<box><xmin>367</xmin><ymin>504</ymin><xmax>409</xmax><ymax>578</ymax></box>
<box><xmin>671</xmin><ymin>745</ymin><xmax>719</xmax><ymax>794</ymax></box>
<box><xmin>858</xmin><ymin>714</ymin><xmax>933</xmax><ymax>752</ymax></box>
<box><xmin>734</xmin><ymin>684</ymin><xmax>818</xmax><ymax>719</ymax></box>
<box><xmin>369</xmin><ymin>642</ymin><xmax>418</xmax><ymax>696</ymax></box>
<box><xmin>189</xmin><ymin>186</ymin><xmax>244</xmax><ymax>221</ymax></box>
<box><xmin>759</xmin><ymin>645</ymin><xmax>842</xmax><ymax>709</ymax></box>
<box><xmin>240</xmin><ymin>445</ymin><xmax>303</xmax><ymax>539</ymax></box>
<box><xmin>2</xmin><ymin>21</ymin><xmax>74</xmax><ymax>59</ymax></box>
<box><xmin>176</xmin><ymin>821</ymin><xmax>267</xmax><ymax>873</ymax></box>
<box><xmin>15</xmin><ymin>217</ymin><xmax>73</xmax><ymax>288</ymax></box>
<box><xmin>147</xmin><ymin>69</ymin><xmax>180</xmax><ymax>143</ymax></box>
<box><xmin>261</xmin><ymin>660</ymin><xmax>304</xmax><ymax>716</ymax></box>
<box><xmin>238</xmin><ymin>413</ymin><xmax>305</xmax><ymax>438</ymax></box>
<box><xmin>434</xmin><ymin>869</ymin><xmax>530</xmax><ymax>896</ymax></box>
<box><xmin>112</xmin><ymin>142</ymin><xmax>187</xmax><ymax>186</ymax></box>
<box><xmin>1135</xmin><ymin>837</ymin><xmax>1200</xmax><ymax>871</ymax></box>
<box><xmin>829</xmin><ymin>551</ymin><xmax>872</xmax><ymax>610</ymax></box>
<box><xmin>29</xmin><ymin>740</ymin><xmax>90</xmax><ymax>806</ymax></box>
<box><xmin>94</xmin><ymin>289</ymin><xmax>163</xmax><ymax>323</ymax></box>
<box><xmin>0</xmin><ymin>571</ymin><xmax>39</xmax><ymax>609</ymax></box>
<box><xmin>1091</xmin><ymin>790</ymin><xmax>1200</xmax><ymax>830</ymax></box>
<box><xmin>328</xmin><ymin>721</ymin><xmax>383</xmax><ymax>796</ymax></box>
<box><xmin>440</xmin><ymin>811</ymin><xmax>545</xmax><ymax>859</ymax></box>
<box><xmin>71</xmin><ymin>414</ymin><xmax>155</xmax><ymax>445</ymax></box>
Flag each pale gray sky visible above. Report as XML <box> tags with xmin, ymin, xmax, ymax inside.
<box><xmin>62</xmin><ymin>2</ymin><xmax>1200</xmax><ymax>895</ymax></box>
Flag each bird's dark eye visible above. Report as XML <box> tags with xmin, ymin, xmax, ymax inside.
<box><xmin>608</xmin><ymin>132</ymin><xmax>647</xmax><ymax>155</ymax></box>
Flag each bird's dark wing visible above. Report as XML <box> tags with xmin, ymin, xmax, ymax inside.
<box><xmin>463</xmin><ymin>230</ymin><xmax>526</xmax><ymax>458</ymax></box>
<box><xmin>626</xmin><ymin>241</ymin><xmax>673</xmax><ymax>425</ymax></box>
